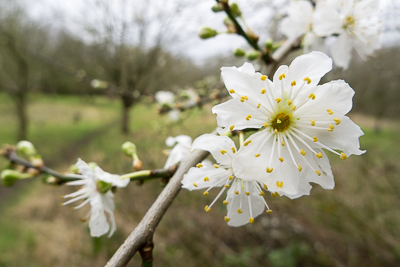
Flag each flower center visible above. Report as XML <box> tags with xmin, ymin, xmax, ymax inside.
<box><xmin>344</xmin><ymin>16</ymin><xmax>355</xmax><ymax>29</ymax></box>
<box><xmin>271</xmin><ymin>112</ymin><xmax>291</xmax><ymax>132</ymax></box>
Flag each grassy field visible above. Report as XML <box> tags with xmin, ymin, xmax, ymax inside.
<box><xmin>0</xmin><ymin>93</ymin><xmax>399</xmax><ymax>267</ymax></box>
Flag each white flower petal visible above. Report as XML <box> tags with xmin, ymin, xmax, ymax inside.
<box><xmin>313</xmin><ymin>2</ymin><xmax>343</xmax><ymax>36</ymax></box>
<box><xmin>76</xmin><ymin>159</ymin><xmax>96</xmax><ymax>180</ymax></box>
<box><xmin>182</xmin><ymin>166</ymin><xmax>232</xmax><ymax>190</ymax></box>
<box><xmin>191</xmin><ymin>134</ymin><xmax>236</xmax><ymax>166</ymax></box>
<box><xmin>226</xmin><ymin>181</ymin><xmax>265</xmax><ymax>227</ymax></box>
<box><xmin>95</xmin><ymin>166</ymin><xmax>129</xmax><ymax>188</ymax></box>
<box><xmin>330</xmin><ymin>33</ymin><xmax>353</xmax><ymax>69</ymax></box>
<box><xmin>89</xmin><ymin>194</ymin><xmax>110</xmax><ymax>237</ymax></box>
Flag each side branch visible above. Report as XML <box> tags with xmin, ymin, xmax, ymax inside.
<box><xmin>105</xmin><ymin>148</ymin><xmax>209</xmax><ymax>267</ymax></box>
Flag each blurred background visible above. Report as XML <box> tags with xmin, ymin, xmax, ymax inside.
<box><xmin>0</xmin><ymin>0</ymin><xmax>399</xmax><ymax>266</ymax></box>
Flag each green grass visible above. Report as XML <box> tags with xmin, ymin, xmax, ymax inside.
<box><xmin>0</xmin><ymin>93</ymin><xmax>400</xmax><ymax>267</ymax></box>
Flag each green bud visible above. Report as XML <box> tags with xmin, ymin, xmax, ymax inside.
<box><xmin>246</xmin><ymin>50</ymin><xmax>260</xmax><ymax>61</ymax></box>
<box><xmin>16</xmin><ymin>140</ymin><xmax>37</xmax><ymax>157</ymax></box>
<box><xmin>1</xmin><ymin>169</ymin><xmax>32</xmax><ymax>186</ymax></box>
<box><xmin>68</xmin><ymin>164</ymin><xmax>80</xmax><ymax>174</ymax></box>
<box><xmin>97</xmin><ymin>180</ymin><xmax>113</xmax><ymax>194</ymax></box>
<box><xmin>265</xmin><ymin>38</ymin><xmax>274</xmax><ymax>50</ymax></box>
<box><xmin>230</xmin><ymin>3</ymin><xmax>241</xmax><ymax>17</ymax></box>
<box><xmin>211</xmin><ymin>3</ymin><xmax>224</xmax><ymax>12</ymax></box>
<box><xmin>122</xmin><ymin>141</ymin><xmax>137</xmax><ymax>157</ymax></box>
<box><xmin>224</xmin><ymin>18</ymin><xmax>236</xmax><ymax>33</ymax></box>
<box><xmin>233</xmin><ymin>48</ymin><xmax>246</xmax><ymax>57</ymax></box>
<box><xmin>198</xmin><ymin>27</ymin><xmax>218</xmax><ymax>39</ymax></box>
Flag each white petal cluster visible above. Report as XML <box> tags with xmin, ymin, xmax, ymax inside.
<box><xmin>183</xmin><ymin>52</ymin><xmax>364</xmax><ymax>226</ymax></box>
<box><xmin>281</xmin><ymin>0</ymin><xmax>381</xmax><ymax>68</ymax></box>
<box><xmin>164</xmin><ymin>135</ymin><xmax>193</xmax><ymax>169</ymax></box>
<box><xmin>182</xmin><ymin>134</ymin><xmax>271</xmax><ymax>226</ymax></box>
<box><xmin>63</xmin><ymin>159</ymin><xmax>129</xmax><ymax>237</ymax></box>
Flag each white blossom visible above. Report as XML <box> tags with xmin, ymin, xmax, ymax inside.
<box><xmin>182</xmin><ymin>134</ymin><xmax>271</xmax><ymax>226</ymax></box>
<box><xmin>164</xmin><ymin>135</ymin><xmax>193</xmax><ymax>169</ymax></box>
<box><xmin>63</xmin><ymin>159</ymin><xmax>129</xmax><ymax>237</ymax></box>
<box><xmin>212</xmin><ymin>52</ymin><xmax>364</xmax><ymax>198</ymax></box>
<box><xmin>313</xmin><ymin>0</ymin><xmax>381</xmax><ymax>69</ymax></box>
<box><xmin>155</xmin><ymin>91</ymin><xmax>175</xmax><ymax>106</ymax></box>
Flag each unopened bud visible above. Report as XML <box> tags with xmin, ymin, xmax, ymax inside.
<box><xmin>198</xmin><ymin>27</ymin><xmax>218</xmax><ymax>39</ymax></box>
<box><xmin>265</xmin><ymin>38</ymin><xmax>274</xmax><ymax>50</ymax></box>
<box><xmin>211</xmin><ymin>3</ymin><xmax>224</xmax><ymax>12</ymax></box>
<box><xmin>122</xmin><ymin>142</ymin><xmax>137</xmax><ymax>157</ymax></box>
<box><xmin>230</xmin><ymin>3</ymin><xmax>241</xmax><ymax>17</ymax></box>
<box><xmin>31</xmin><ymin>155</ymin><xmax>44</xmax><ymax>167</ymax></box>
<box><xmin>247</xmin><ymin>50</ymin><xmax>260</xmax><ymax>61</ymax></box>
<box><xmin>224</xmin><ymin>18</ymin><xmax>236</xmax><ymax>33</ymax></box>
<box><xmin>234</xmin><ymin>48</ymin><xmax>246</xmax><ymax>57</ymax></box>
<box><xmin>1</xmin><ymin>169</ymin><xmax>32</xmax><ymax>186</ymax></box>
<box><xmin>16</xmin><ymin>140</ymin><xmax>37</xmax><ymax>157</ymax></box>
<box><xmin>133</xmin><ymin>159</ymin><xmax>143</xmax><ymax>171</ymax></box>
<box><xmin>68</xmin><ymin>164</ymin><xmax>80</xmax><ymax>174</ymax></box>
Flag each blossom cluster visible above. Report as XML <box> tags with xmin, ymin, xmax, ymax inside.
<box><xmin>182</xmin><ymin>51</ymin><xmax>364</xmax><ymax>226</ymax></box>
<box><xmin>281</xmin><ymin>0</ymin><xmax>381</xmax><ymax>69</ymax></box>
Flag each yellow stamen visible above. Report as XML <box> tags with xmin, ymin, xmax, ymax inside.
<box><xmin>204</xmin><ymin>177</ymin><xmax>209</xmax><ymax>182</ymax></box>
<box><xmin>245</xmin><ymin>191</ymin><xmax>250</xmax><ymax>196</ymax></box>
<box><xmin>287</xmin><ymin>100</ymin><xmax>292</xmax><ymax>106</ymax></box>
<box><xmin>275</xmin><ymin>98</ymin><xmax>281</xmax><ymax>103</ymax></box>
<box><xmin>334</xmin><ymin>118</ymin><xmax>341</xmax><ymax>125</ymax></box>
<box><xmin>315</xmin><ymin>170</ymin><xmax>321</xmax><ymax>176</ymax></box>
<box><xmin>277</xmin><ymin>119</ymin><xmax>281</xmax><ymax>123</ymax></box>
<box><xmin>259</xmin><ymin>191</ymin><xmax>265</xmax><ymax>196</ymax></box>
<box><xmin>223</xmin><ymin>200</ymin><xmax>229</xmax><ymax>205</ymax></box>
<box><xmin>255</xmin><ymin>153</ymin><xmax>260</xmax><ymax>157</ymax></box>
<box><xmin>244</xmin><ymin>95</ymin><xmax>248</xmax><ymax>100</ymax></box>
<box><xmin>263</xmin><ymin>184</ymin><xmax>268</xmax><ymax>189</ymax></box>
<box><xmin>234</xmin><ymin>190</ymin><xmax>239</xmax><ymax>195</ymax></box>
<box><xmin>240</xmin><ymin>96</ymin><xmax>245</xmax><ymax>103</ymax></box>
<box><xmin>230</xmin><ymin>125</ymin><xmax>235</xmax><ymax>131</ymax></box>
<box><xmin>205</xmin><ymin>205</ymin><xmax>211</xmax><ymax>212</ymax></box>
<box><xmin>276</xmin><ymin>181</ymin><xmax>283</xmax><ymax>188</ymax></box>
<box><xmin>310</xmin><ymin>119</ymin><xmax>315</xmax><ymax>126</ymax></box>
<box><xmin>214</xmin><ymin>164</ymin><xmax>219</xmax><ymax>169</ymax></box>
<box><xmin>274</xmin><ymin>129</ymin><xmax>278</xmax><ymax>135</ymax></box>
<box><xmin>224</xmin><ymin>216</ymin><xmax>231</xmax><ymax>222</ymax></box>
<box><xmin>298</xmin><ymin>164</ymin><xmax>302</xmax><ymax>172</ymax></box>
<box><xmin>263</xmin><ymin>122</ymin><xmax>268</xmax><ymax>128</ymax></box>
<box><xmin>220</xmin><ymin>149</ymin><xmax>227</xmax><ymax>155</ymax></box>
<box><xmin>300</xmin><ymin>149</ymin><xmax>306</xmax><ymax>156</ymax></box>
<box><xmin>244</xmin><ymin>140</ymin><xmax>251</xmax><ymax>146</ymax></box>
<box><xmin>237</xmin><ymin>208</ymin><xmax>243</xmax><ymax>214</ymax></box>
<box><xmin>260</xmin><ymin>88</ymin><xmax>266</xmax><ymax>94</ymax></box>
<box><xmin>246</xmin><ymin>114</ymin><xmax>252</xmax><ymax>121</ymax></box>
<box><xmin>329</xmin><ymin>124</ymin><xmax>334</xmax><ymax>130</ymax></box>
<box><xmin>196</xmin><ymin>163</ymin><xmax>203</xmax><ymax>168</ymax></box>
<box><xmin>291</xmin><ymin>80</ymin><xmax>296</xmax><ymax>86</ymax></box>
<box><xmin>308</xmin><ymin>93</ymin><xmax>315</xmax><ymax>100</ymax></box>
<box><xmin>316</xmin><ymin>152</ymin><xmax>323</xmax><ymax>158</ymax></box>
<box><xmin>266</xmin><ymin>167</ymin><xmax>273</xmax><ymax>173</ymax></box>
<box><xmin>224</xmin><ymin>184</ymin><xmax>230</xmax><ymax>188</ymax></box>
<box><xmin>249</xmin><ymin>218</ymin><xmax>255</xmax><ymax>224</ymax></box>
<box><xmin>271</xmin><ymin>192</ymin><xmax>280</xmax><ymax>197</ymax></box>
<box><xmin>266</xmin><ymin>210</ymin><xmax>273</xmax><ymax>213</ymax></box>
<box><xmin>327</xmin><ymin>128</ymin><xmax>333</xmax><ymax>132</ymax></box>
<box><xmin>291</xmin><ymin>105</ymin><xmax>296</xmax><ymax>111</ymax></box>
<box><xmin>231</xmin><ymin>147</ymin><xmax>236</xmax><ymax>153</ymax></box>
<box><xmin>229</xmin><ymin>89</ymin><xmax>235</xmax><ymax>94</ymax></box>
<box><xmin>279</xmin><ymin>157</ymin><xmax>284</xmax><ymax>162</ymax></box>
<box><xmin>281</xmin><ymin>140</ymin><xmax>285</xmax><ymax>146</ymax></box>
<box><xmin>229</xmin><ymin>176</ymin><xmax>233</xmax><ymax>180</ymax></box>
<box><xmin>303</xmin><ymin>77</ymin><xmax>311</xmax><ymax>84</ymax></box>
<box><xmin>261</xmin><ymin>75</ymin><xmax>268</xmax><ymax>81</ymax></box>
<box><xmin>313</xmin><ymin>136</ymin><xmax>318</xmax><ymax>142</ymax></box>
<box><xmin>340</xmin><ymin>152</ymin><xmax>347</xmax><ymax>160</ymax></box>
<box><xmin>193</xmin><ymin>182</ymin><xmax>198</xmax><ymax>187</ymax></box>
<box><xmin>257</xmin><ymin>103</ymin><xmax>261</xmax><ymax>108</ymax></box>
<box><xmin>327</xmin><ymin>109</ymin><xmax>333</xmax><ymax>115</ymax></box>
<box><xmin>203</xmin><ymin>191</ymin><xmax>209</xmax><ymax>195</ymax></box>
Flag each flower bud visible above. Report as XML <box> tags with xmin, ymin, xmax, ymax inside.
<box><xmin>230</xmin><ymin>3</ymin><xmax>241</xmax><ymax>17</ymax></box>
<box><xmin>16</xmin><ymin>140</ymin><xmax>37</xmax><ymax>157</ymax></box>
<box><xmin>198</xmin><ymin>27</ymin><xmax>218</xmax><ymax>39</ymax></box>
<box><xmin>122</xmin><ymin>142</ymin><xmax>137</xmax><ymax>157</ymax></box>
<box><xmin>265</xmin><ymin>38</ymin><xmax>274</xmax><ymax>50</ymax></box>
<box><xmin>246</xmin><ymin>50</ymin><xmax>260</xmax><ymax>61</ymax></box>
<box><xmin>211</xmin><ymin>3</ymin><xmax>223</xmax><ymax>12</ymax></box>
<box><xmin>233</xmin><ymin>48</ymin><xmax>246</xmax><ymax>57</ymax></box>
<box><xmin>133</xmin><ymin>159</ymin><xmax>143</xmax><ymax>171</ymax></box>
<box><xmin>1</xmin><ymin>169</ymin><xmax>32</xmax><ymax>186</ymax></box>
<box><xmin>224</xmin><ymin>18</ymin><xmax>236</xmax><ymax>33</ymax></box>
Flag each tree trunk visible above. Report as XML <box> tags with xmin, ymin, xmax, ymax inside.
<box><xmin>15</xmin><ymin>92</ymin><xmax>28</xmax><ymax>140</ymax></box>
<box><xmin>121</xmin><ymin>93</ymin><xmax>134</xmax><ymax>134</ymax></box>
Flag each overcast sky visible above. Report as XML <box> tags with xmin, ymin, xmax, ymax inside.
<box><xmin>18</xmin><ymin>0</ymin><xmax>400</xmax><ymax>64</ymax></box>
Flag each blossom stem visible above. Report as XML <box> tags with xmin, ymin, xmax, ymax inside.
<box><xmin>239</xmin><ymin>132</ymin><xmax>245</xmax><ymax>147</ymax></box>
